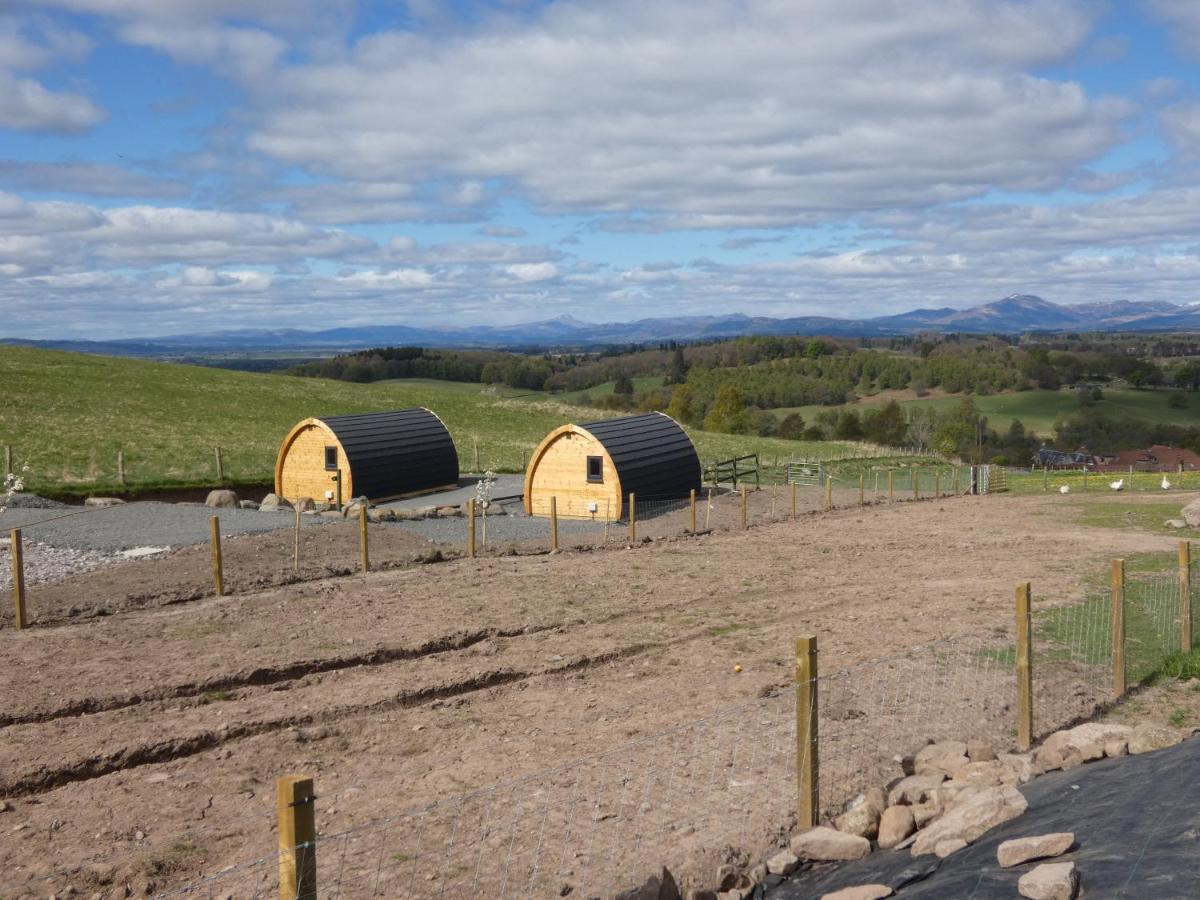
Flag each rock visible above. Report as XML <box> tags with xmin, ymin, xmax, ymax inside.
<box><xmin>835</xmin><ymin>795</ymin><xmax>882</xmax><ymax>840</ymax></box>
<box><xmin>437</xmin><ymin>505</ymin><xmax>463</xmax><ymax>518</ymax></box>
<box><xmin>84</xmin><ymin>497</ymin><xmax>125</xmax><ymax>507</ymax></box>
<box><xmin>877</xmin><ymin>806</ymin><xmax>915</xmax><ymax>850</ymax></box>
<box><xmin>913</xmin><ymin>741</ymin><xmax>969</xmax><ymax>777</ymax></box>
<box><xmin>204</xmin><ymin>489</ymin><xmax>238</xmax><ymax>509</ymax></box>
<box><xmin>911</xmin><ymin>786</ymin><xmax>1027</xmax><ymax>856</ymax></box>
<box><xmin>935</xmin><ymin>839</ymin><xmax>967</xmax><ymax>858</ymax></box>
<box><xmin>948</xmin><ymin>760</ymin><xmax>1014</xmax><ymax>788</ymax></box>
<box><xmin>1182</xmin><ymin>497</ymin><xmax>1200</xmax><ymax>528</ymax></box>
<box><xmin>998</xmin><ymin>832</ymin><xmax>1075</xmax><ymax>868</ymax></box>
<box><xmin>790</xmin><ymin>826</ymin><xmax>871</xmax><ymax>861</ymax></box>
<box><xmin>238</xmin><ymin>500</ymin><xmax>259</xmax><ymax>510</ymax></box>
<box><xmin>293</xmin><ymin>497</ymin><xmax>316</xmax><ymax>512</ymax></box>
<box><xmin>342</xmin><ymin>497</ymin><xmax>370</xmax><ymax>518</ymax></box>
<box><xmin>966</xmin><ymin>740</ymin><xmax>997</xmax><ymax>762</ymax></box>
<box><xmin>1165</xmin><ymin>519</ymin><xmax>1187</xmax><ymax>529</ymax></box>
<box><xmin>765</xmin><ymin>849</ymin><xmax>800</xmax><ymax>877</ymax></box>
<box><xmin>418</xmin><ymin>505</ymin><xmax>439</xmax><ymax>518</ymax></box>
<box><xmin>258</xmin><ymin>493</ymin><xmax>292</xmax><ymax>512</ymax></box>
<box><xmin>911</xmin><ymin>800</ymin><xmax>940</xmax><ymax>829</ymax></box>
<box><xmin>820</xmin><ymin>886</ymin><xmax>893</xmax><ymax>900</ymax></box>
<box><xmin>0</xmin><ymin>800</ymin><xmax>8</xmax><ymax>812</ymax></box>
<box><xmin>887</xmin><ymin>773</ymin><xmax>946</xmax><ymax>806</ymax></box>
<box><xmin>1018</xmin><ymin>862</ymin><xmax>1079</xmax><ymax>900</ymax></box>
<box><xmin>1128</xmin><ymin>723</ymin><xmax>1183</xmax><ymax>755</ymax></box>
<box><xmin>616</xmin><ymin>866</ymin><xmax>680</xmax><ymax>900</ymax></box>
<box><xmin>1000</xmin><ymin>753</ymin><xmax>1040</xmax><ymax>783</ymax></box>
<box><xmin>1035</xmin><ymin>723</ymin><xmax>1132</xmax><ymax>770</ymax></box>
<box><xmin>1103</xmin><ymin>738</ymin><xmax>1128</xmax><ymax>758</ymax></box>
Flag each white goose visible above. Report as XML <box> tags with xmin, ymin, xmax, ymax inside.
<box><xmin>1059</xmin><ymin>485</ymin><xmax>1070</xmax><ymax>494</ymax></box>
<box><xmin>1110</xmin><ymin>478</ymin><xmax>1125</xmax><ymax>491</ymax></box>
<box><xmin>1162</xmin><ymin>475</ymin><xmax>1172</xmax><ymax>490</ymax></box>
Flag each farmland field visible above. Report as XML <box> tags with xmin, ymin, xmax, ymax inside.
<box><xmin>774</xmin><ymin>385</ymin><xmax>1198</xmax><ymax>436</ymax></box>
<box><xmin>0</xmin><ymin>347</ymin><xmax>896</xmax><ymax>495</ymax></box>
<box><xmin>1</xmin><ymin>489</ymin><xmax>1192</xmax><ymax>898</ymax></box>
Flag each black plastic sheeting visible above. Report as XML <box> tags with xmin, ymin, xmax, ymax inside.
<box><xmin>580</xmin><ymin>412</ymin><xmax>701</xmax><ymax>502</ymax></box>
<box><xmin>768</xmin><ymin>737</ymin><xmax>1200</xmax><ymax>900</ymax></box>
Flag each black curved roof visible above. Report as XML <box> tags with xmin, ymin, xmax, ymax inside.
<box><xmin>580</xmin><ymin>412</ymin><xmax>701</xmax><ymax>501</ymax></box>
<box><xmin>320</xmin><ymin>408</ymin><xmax>458</xmax><ymax>500</ymax></box>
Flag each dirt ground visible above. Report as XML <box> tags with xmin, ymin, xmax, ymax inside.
<box><xmin>0</xmin><ymin>491</ymin><xmax>1191</xmax><ymax>899</ymax></box>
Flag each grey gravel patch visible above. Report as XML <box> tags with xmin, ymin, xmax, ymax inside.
<box><xmin>0</xmin><ymin>501</ymin><xmax>329</xmax><ymax>553</ymax></box>
<box><xmin>1</xmin><ymin>493</ymin><xmax>69</xmax><ymax>510</ymax></box>
<box><xmin>0</xmin><ymin>538</ymin><xmax>131</xmax><ymax>592</ymax></box>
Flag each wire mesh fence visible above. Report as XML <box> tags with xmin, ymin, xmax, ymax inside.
<box><xmin>1005</xmin><ymin>468</ymin><xmax>1200</xmax><ymax>495</ymax></box>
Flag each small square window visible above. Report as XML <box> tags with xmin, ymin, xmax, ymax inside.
<box><xmin>324</xmin><ymin>446</ymin><xmax>338</xmax><ymax>470</ymax></box>
<box><xmin>586</xmin><ymin>456</ymin><xmax>603</xmax><ymax>483</ymax></box>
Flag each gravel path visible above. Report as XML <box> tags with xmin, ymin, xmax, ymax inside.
<box><xmin>0</xmin><ymin>501</ymin><xmax>328</xmax><ymax>553</ymax></box>
<box><xmin>0</xmin><ymin>538</ymin><xmax>134</xmax><ymax>593</ymax></box>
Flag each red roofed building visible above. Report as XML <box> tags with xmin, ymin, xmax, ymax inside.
<box><xmin>1102</xmin><ymin>445</ymin><xmax>1200</xmax><ymax>473</ymax></box>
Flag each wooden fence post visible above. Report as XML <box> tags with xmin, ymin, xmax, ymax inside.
<box><xmin>629</xmin><ymin>493</ymin><xmax>637</xmax><ymax>543</ymax></box>
<box><xmin>473</xmin><ymin>438</ymin><xmax>480</xmax><ymax>473</ymax></box>
<box><xmin>888</xmin><ymin>471</ymin><xmax>894</xmax><ymax>502</ymax></box>
<box><xmin>706</xmin><ymin>487</ymin><xmax>713</xmax><ymax>530</ymax></box>
<box><xmin>934</xmin><ymin>470</ymin><xmax>940</xmax><ymax>499</ymax></box>
<box><xmin>689</xmin><ymin>488</ymin><xmax>696</xmax><ymax>534</ymax></box>
<box><xmin>10</xmin><ymin>528</ymin><xmax>26</xmax><ymax>630</ymax></box>
<box><xmin>117</xmin><ymin>450</ymin><xmax>126</xmax><ymax>487</ymax></box>
<box><xmin>795</xmin><ymin>635</ymin><xmax>819</xmax><ymax>829</ymax></box>
<box><xmin>210</xmin><ymin>516</ymin><xmax>224</xmax><ymax>596</ymax></box>
<box><xmin>604</xmin><ymin>499</ymin><xmax>610</xmax><ymax>542</ymax></box>
<box><xmin>1181</xmin><ymin>542</ymin><xmax>1193</xmax><ymax>652</ymax></box>
<box><xmin>277</xmin><ymin>776</ymin><xmax>317</xmax><ymax>900</ymax></box>
<box><xmin>791</xmin><ymin>482</ymin><xmax>797</xmax><ymax>520</ymax></box>
<box><xmin>3</xmin><ymin>445</ymin><xmax>11</xmax><ymax>478</ymax></box>
<box><xmin>953</xmin><ymin>467</ymin><xmax>960</xmax><ymax>495</ymax></box>
<box><xmin>293</xmin><ymin>507</ymin><xmax>301</xmax><ymax>572</ymax></box>
<box><xmin>771</xmin><ymin>484</ymin><xmax>777</xmax><ymax>518</ymax></box>
<box><xmin>467</xmin><ymin>499</ymin><xmax>476</xmax><ymax>558</ymax></box>
<box><xmin>358</xmin><ymin>504</ymin><xmax>370</xmax><ymax>573</ymax></box>
<box><xmin>824</xmin><ymin>476</ymin><xmax>832</xmax><ymax>510</ymax></box>
<box><xmin>550</xmin><ymin>496</ymin><xmax>559</xmax><ymax>551</ymax></box>
<box><xmin>740</xmin><ymin>485</ymin><xmax>748</xmax><ymax>530</ymax></box>
<box><xmin>1016</xmin><ymin>582</ymin><xmax>1033</xmax><ymax>752</ymax></box>
<box><xmin>858</xmin><ymin>473</ymin><xmax>864</xmax><ymax>506</ymax></box>
<box><xmin>913</xmin><ymin>469</ymin><xmax>920</xmax><ymax>501</ymax></box>
<box><xmin>1112</xmin><ymin>559</ymin><xmax>1126</xmax><ymax>698</ymax></box>
<box><xmin>214</xmin><ymin>446</ymin><xmax>224</xmax><ymax>483</ymax></box>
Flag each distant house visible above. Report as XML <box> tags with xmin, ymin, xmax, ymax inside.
<box><xmin>1103</xmin><ymin>445</ymin><xmax>1200</xmax><ymax>473</ymax></box>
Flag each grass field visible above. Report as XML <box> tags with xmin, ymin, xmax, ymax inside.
<box><xmin>0</xmin><ymin>347</ymin><xmax>910</xmax><ymax>494</ymax></box>
<box><xmin>775</xmin><ymin>386</ymin><xmax>1198</xmax><ymax>437</ymax></box>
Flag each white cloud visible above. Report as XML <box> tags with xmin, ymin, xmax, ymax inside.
<box><xmin>247</xmin><ymin>0</ymin><xmax>1119</xmax><ymax>228</ymax></box>
<box><xmin>1144</xmin><ymin>0</ymin><xmax>1200</xmax><ymax>55</ymax></box>
<box><xmin>504</xmin><ymin>262</ymin><xmax>558</xmax><ymax>282</ymax></box>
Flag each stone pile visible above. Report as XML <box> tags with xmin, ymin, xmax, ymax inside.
<box><xmin>663</xmin><ymin>723</ymin><xmax>1187</xmax><ymax>900</ymax></box>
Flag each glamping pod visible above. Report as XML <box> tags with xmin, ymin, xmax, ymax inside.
<box><xmin>523</xmin><ymin>412</ymin><xmax>701</xmax><ymax>519</ymax></box>
<box><xmin>275</xmin><ymin>408</ymin><xmax>458</xmax><ymax>505</ymax></box>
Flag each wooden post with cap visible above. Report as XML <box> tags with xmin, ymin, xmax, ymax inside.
<box><xmin>277</xmin><ymin>776</ymin><xmax>317</xmax><ymax>900</ymax></box>
<box><xmin>10</xmin><ymin>528</ymin><xmax>26</xmax><ymax>630</ymax></box>
<box><xmin>210</xmin><ymin>516</ymin><xmax>224</xmax><ymax>597</ymax></box>
<box><xmin>740</xmin><ymin>484</ymin><xmax>748</xmax><ymax>530</ymax></box>
<box><xmin>550</xmin><ymin>496</ymin><xmax>559</xmax><ymax>551</ymax></box>
<box><xmin>1181</xmin><ymin>542</ymin><xmax>1192</xmax><ymax>653</ymax></box>
<box><xmin>467</xmin><ymin>498</ymin><xmax>476</xmax><ymax>558</ymax></box>
<box><xmin>358</xmin><ymin>504</ymin><xmax>369</xmax><ymax>573</ymax></box>
<box><xmin>628</xmin><ymin>493</ymin><xmax>636</xmax><ymax>543</ymax></box>
<box><xmin>689</xmin><ymin>488</ymin><xmax>696</xmax><ymax>534</ymax></box>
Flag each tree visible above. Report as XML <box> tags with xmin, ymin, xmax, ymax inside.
<box><xmin>666</xmin><ymin>385</ymin><xmax>697</xmax><ymax>425</ymax></box>
<box><xmin>777</xmin><ymin>412</ymin><xmax>806</xmax><ymax>440</ymax></box>
<box><xmin>703</xmin><ymin>386</ymin><xmax>752</xmax><ymax>434</ymax></box>
<box><xmin>613</xmin><ymin>371</ymin><xmax>635</xmax><ymax>396</ymax></box>
<box><xmin>863</xmin><ymin>400</ymin><xmax>908</xmax><ymax>446</ymax></box>
<box><xmin>667</xmin><ymin>347</ymin><xmax>689</xmax><ymax>385</ymax></box>
<box><xmin>832</xmin><ymin>410</ymin><xmax>864</xmax><ymax>440</ymax></box>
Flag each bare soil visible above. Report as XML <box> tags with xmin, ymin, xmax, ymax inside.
<box><xmin>0</xmin><ymin>493</ymin><xmax>1185</xmax><ymax>899</ymax></box>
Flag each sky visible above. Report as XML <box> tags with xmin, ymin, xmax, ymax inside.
<box><xmin>1</xmin><ymin>0</ymin><xmax>1200</xmax><ymax>339</ymax></box>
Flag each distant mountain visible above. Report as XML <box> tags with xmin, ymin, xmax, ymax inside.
<box><xmin>6</xmin><ymin>295</ymin><xmax>1199</xmax><ymax>357</ymax></box>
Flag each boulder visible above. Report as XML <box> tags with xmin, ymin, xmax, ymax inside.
<box><xmin>911</xmin><ymin>800</ymin><xmax>941</xmax><ymax>829</ymax></box>
<box><xmin>877</xmin><ymin>806</ymin><xmax>914</xmax><ymax>850</ymax></box>
<box><xmin>84</xmin><ymin>497</ymin><xmax>125</xmax><ymax>507</ymax></box>
<box><xmin>947</xmin><ymin>760</ymin><xmax>1014</xmax><ymax>789</ymax></box>
<box><xmin>238</xmin><ymin>500</ymin><xmax>259</xmax><ymax>510</ymax></box>
<box><xmin>293</xmin><ymin>497</ymin><xmax>316</xmax><ymax>512</ymax></box>
<box><xmin>1128</xmin><ymin>723</ymin><xmax>1183</xmax><ymax>755</ymax></box>
<box><xmin>343</xmin><ymin>497</ymin><xmax>370</xmax><ymax>518</ymax></box>
<box><xmin>835</xmin><ymin>795</ymin><xmax>882</xmax><ymax>840</ymax></box>
<box><xmin>913</xmin><ymin>741</ymin><xmax>969</xmax><ymax>778</ymax></box>
<box><xmin>789</xmin><ymin>827</ymin><xmax>871</xmax><ymax>862</ymax></box>
<box><xmin>1035</xmin><ymin>723</ymin><xmax>1131</xmax><ymax>770</ymax></box>
<box><xmin>820</xmin><ymin>887</ymin><xmax>893</xmax><ymax>900</ymax></box>
<box><xmin>258</xmin><ymin>493</ymin><xmax>291</xmax><ymax>512</ymax></box>
<box><xmin>1103</xmin><ymin>738</ymin><xmax>1128</xmax><ymax>759</ymax></box>
<box><xmin>887</xmin><ymin>773</ymin><xmax>946</xmax><ymax>806</ymax></box>
<box><xmin>437</xmin><ymin>505</ymin><xmax>463</xmax><ymax>518</ymax></box>
<box><xmin>934</xmin><ymin>839</ymin><xmax>967</xmax><ymax>858</ymax></box>
<box><xmin>205</xmin><ymin>489</ymin><xmax>239</xmax><ymax>509</ymax></box>
<box><xmin>1182</xmin><ymin>497</ymin><xmax>1200</xmax><ymax>528</ymax></box>
<box><xmin>999</xmin><ymin>753</ymin><xmax>1040</xmax><ymax>784</ymax></box>
<box><xmin>911</xmin><ymin>786</ymin><xmax>1027</xmax><ymax>856</ymax></box>
<box><xmin>997</xmin><ymin>832</ymin><xmax>1074</xmax><ymax>868</ymax></box>
<box><xmin>1165</xmin><ymin>519</ymin><xmax>1187</xmax><ymax>529</ymax></box>
<box><xmin>966</xmin><ymin>740</ymin><xmax>997</xmax><ymax>762</ymax></box>
<box><xmin>1017</xmin><ymin>862</ymin><xmax>1078</xmax><ymax>900</ymax></box>
<box><xmin>765</xmin><ymin>849</ymin><xmax>800</xmax><ymax>877</ymax></box>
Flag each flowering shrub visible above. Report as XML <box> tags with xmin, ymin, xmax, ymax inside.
<box><xmin>475</xmin><ymin>470</ymin><xmax>497</xmax><ymax>509</ymax></box>
<box><xmin>1</xmin><ymin>463</ymin><xmax>28</xmax><ymax>515</ymax></box>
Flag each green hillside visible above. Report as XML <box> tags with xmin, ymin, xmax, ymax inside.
<box><xmin>776</xmin><ymin>387</ymin><xmax>1198</xmax><ymax>438</ymax></box>
<box><xmin>0</xmin><ymin>347</ymin><xmax>899</xmax><ymax>494</ymax></box>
